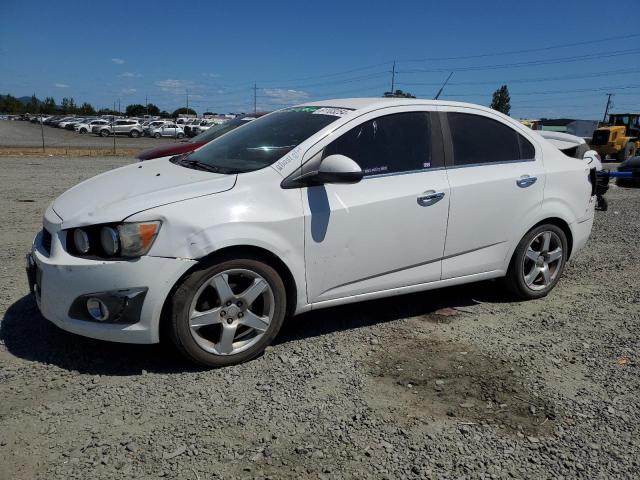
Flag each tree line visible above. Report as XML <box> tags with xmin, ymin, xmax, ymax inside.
<box><xmin>1</xmin><ymin>93</ymin><xmax>202</xmax><ymax>118</ymax></box>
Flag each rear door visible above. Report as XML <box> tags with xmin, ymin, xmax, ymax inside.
<box><xmin>439</xmin><ymin>107</ymin><xmax>544</xmax><ymax>279</ymax></box>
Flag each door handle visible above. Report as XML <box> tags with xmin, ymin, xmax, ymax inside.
<box><xmin>417</xmin><ymin>190</ymin><xmax>445</xmax><ymax>206</ymax></box>
<box><xmin>516</xmin><ymin>175</ymin><xmax>537</xmax><ymax>188</ymax></box>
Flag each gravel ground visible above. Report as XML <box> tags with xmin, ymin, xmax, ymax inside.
<box><xmin>0</xmin><ymin>155</ymin><xmax>638</xmax><ymax>480</ymax></box>
<box><xmin>0</xmin><ymin>120</ymin><xmax>179</xmax><ymax>149</ymax></box>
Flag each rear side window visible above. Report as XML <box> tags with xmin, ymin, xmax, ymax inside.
<box><xmin>323</xmin><ymin>112</ymin><xmax>433</xmax><ymax>176</ymax></box>
<box><xmin>447</xmin><ymin>112</ymin><xmax>535</xmax><ymax>166</ymax></box>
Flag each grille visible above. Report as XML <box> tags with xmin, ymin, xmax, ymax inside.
<box><xmin>41</xmin><ymin>228</ymin><xmax>52</xmax><ymax>255</ymax></box>
<box><xmin>591</xmin><ymin>130</ymin><xmax>610</xmax><ymax>146</ymax></box>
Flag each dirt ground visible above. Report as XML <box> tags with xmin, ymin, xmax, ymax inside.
<box><xmin>0</xmin><ymin>155</ymin><xmax>638</xmax><ymax>479</ymax></box>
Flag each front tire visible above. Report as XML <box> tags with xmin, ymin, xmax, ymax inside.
<box><xmin>504</xmin><ymin>224</ymin><xmax>568</xmax><ymax>299</ymax></box>
<box><xmin>99</xmin><ymin>129</ymin><xmax>110</xmax><ymax>137</ymax></box>
<box><xmin>177</xmin><ymin>132</ymin><xmax>185</xmax><ymax>139</ymax></box>
<box><xmin>617</xmin><ymin>142</ymin><xmax>636</xmax><ymax>162</ymax></box>
<box><xmin>130</xmin><ymin>130</ymin><xmax>140</xmax><ymax>138</ymax></box>
<box><xmin>169</xmin><ymin>258</ymin><xmax>287</xmax><ymax>367</ymax></box>
<box><xmin>154</xmin><ymin>132</ymin><xmax>161</xmax><ymax>139</ymax></box>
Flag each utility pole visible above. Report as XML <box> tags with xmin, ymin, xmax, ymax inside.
<box><xmin>118</xmin><ymin>98</ymin><xmax>121</xmax><ymax>115</ymax></box>
<box><xmin>186</xmin><ymin>89</ymin><xmax>189</xmax><ymax>113</ymax></box>
<box><xmin>602</xmin><ymin>93</ymin><xmax>613</xmax><ymax>124</ymax></box>
<box><xmin>145</xmin><ymin>95</ymin><xmax>148</xmax><ymax>117</ymax></box>
<box><xmin>390</xmin><ymin>61</ymin><xmax>396</xmax><ymax>93</ymax></box>
<box><xmin>39</xmin><ymin>101</ymin><xmax>45</xmax><ymax>153</ymax></box>
<box><xmin>113</xmin><ymin>100</ymin><xmax>116</xmax><ymax>154</ymax></box>
<box><xmin>253</xmin><ymin>82</ymin><xmax>257</xmax><ymax>113</ymax></box>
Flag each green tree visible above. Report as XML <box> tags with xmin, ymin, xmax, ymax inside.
<box><xmin>146</xmin><ymin>103</ymin><xmax>160</xmax><ymax>116</ymax></box>
<box><xmin>78</xmin><ymin>102</ymin><xmax>96</xmax><ymax>115</ymax></box>
<box><xmin>0</xmin><ymin>94</ymin><xmax>24</xmax><ymax>113</ymax></box>
<box><xmin>125</xmin><ymin>103</ymin><xmax>146</xmax><ymax>117</ymax></box>
<box><xmin>159</xmin><ymin>110</ymin><xmax>171</xmax><ymax>118</ymax></box>
<box><xmin>172</xmin><ymin>107</ymin><xmax>197</xmax><ymax>117</ymax></box>
<box><xmin>42</xmin><ymin>97</ymin><xmax>57</xmax><ymax>114</ymax></box>
<box><xmin>383</xmin><ymin>89</ymin><xmax>416</xmax><ymax>98</ymax></box>
<box><xmin>61</xmin><ymin>97</ymin><xmax>77</xmax><ymax>114</ymax></box>
<box><xmin>203</xmin><ymin>111</ymin><xmax>217</xmax><ymax>116</ymax></box>
<box><xmin>490</xmin><ymin>85</ymin><xmax>511</xmax><ymax>115</ymax></box>
<box><xmin>26</xmin><ymin>94</ymin><xmax>40</xmax><ymax>114</ymax></box>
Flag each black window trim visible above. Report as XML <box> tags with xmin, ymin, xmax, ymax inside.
<box><xmin>281</xmin><ymin>106</ymin><xmax>446</xmax><ymax>189</ymax></box>
<box><xmin>439</xmin><ymin>111</ymin><xmax>537</xmax><ymax>169</ymax></box>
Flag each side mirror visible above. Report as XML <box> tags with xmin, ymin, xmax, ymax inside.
<box><xmin>315</xmin><ymin>154</ymin><xmax>363</xmax><ymax>184</ymax></box>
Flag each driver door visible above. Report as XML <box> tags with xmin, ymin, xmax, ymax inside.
<box><xmin>302</xmin><ymin>108</ymin><xmax>450</xmax><ymax>304</ymax></box>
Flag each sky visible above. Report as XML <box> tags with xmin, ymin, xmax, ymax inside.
<box><xmin>1</xmin><ymin>0</ymin><xmax>639</xmax><ymax>119</ymax></box>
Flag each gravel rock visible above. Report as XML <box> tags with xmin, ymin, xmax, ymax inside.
<box><xmin>0</xmin><ymin>155</ymin><xmax>638</xmax><ymax>479</ymax></box>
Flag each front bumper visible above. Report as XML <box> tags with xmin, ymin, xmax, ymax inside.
<box><xmin>27</xmin><ymin>216</ymin><xmax>196</xmax><ymax>344</ymax></box>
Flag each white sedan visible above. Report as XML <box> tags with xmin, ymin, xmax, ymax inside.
<box><xmin>27</xmin><ymin>98</ymin><xmax>597</xmax><ymax>367</ymax></box>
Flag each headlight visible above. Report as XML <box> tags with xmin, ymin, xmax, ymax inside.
<box><xmin>73</xmin><ymin>229</ymin><xmax>90</xmax><ymax>254</ymax></box>
<box><xmin>100</xmin><ymin>226</ymin><xmax>119</xmax><ymax>256</ymax></box>
<box><xmin>68</xmin><ymin>221</ymin><xmax>161</xmax><ymax>258</ymax></box>
<box><xmin>117</xmin><ymin>221</ymin><xmax>161</xmax><ymax>257</ymax></box>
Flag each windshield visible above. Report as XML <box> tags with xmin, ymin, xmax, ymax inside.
<box><xmin>190</xmin><ymin>118</ymin><xmax>245</xmax><ymax>143</ymax></box>
<box><xmin>184</xmin><ymin>107</ymin><xmax>346</xmax><ymax>173</ymax></box>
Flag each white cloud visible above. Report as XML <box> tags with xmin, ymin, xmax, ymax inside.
<box><xmin>121</xmin><ymin>88</ymin><xmax>137</xmax><ymax>95</ymax></box>
<box><xmin>204</xmin><ymin>73</ymin><xmax>220</xmax><ymax>78</ymax></box>
<box><xmin>155</xmin><ymin>79</ymin><xmax>193</xmax><ymax>92</ymax></box>
<box><xmin>111</xmin><ymin>58</ymin><xmax>125</xmax><ymax>64</ymax></box>
<box><xmin>263</xmin><ymin>88</ymin><xmax>309</xmax><ymax>104</ymax></box>
<box><xmin>120</xmin><ymin>71</ymin><xmax>142</xmax><ymax>78</ymax></box>
<box><xmin>54</xmin><ymin>83</ymin><xmax>70</xmax><ymax>88</ymax></box>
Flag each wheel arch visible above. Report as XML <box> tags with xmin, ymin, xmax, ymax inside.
<box><xmin>158</xmin><ymin>244</ymin><xmax>299</xmax><ymax>343</ymax></box>
<box><xmin>530</xmin><ymin>217</ymin><xmax>573</xmax><ymax>257</ymax></box>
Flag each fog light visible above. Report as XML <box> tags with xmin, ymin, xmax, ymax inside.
<box><xmin>86</xmin><ymin>298</ymin><xmax>109</xmax><ymax>321</ymax></box>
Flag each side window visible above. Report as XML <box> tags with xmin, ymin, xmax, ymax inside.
<box><xmin>447</xmin><ymin>112</ymin><xmax>535</xmax><ymax>166</ymax></box>
<box><xmin>323</xmin><ymin>112</ymin><xmax>433</xmax><ymax>176</ymax></box>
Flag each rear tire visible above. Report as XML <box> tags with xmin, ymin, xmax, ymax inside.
<box><xmin>154</xmin><ymin>132</ymin><xmax>161</xmax><ymax>139</ymax></box>
<box><xmin>169</xmin><ymin>257</ymin><xmax>287</xmax><ymax>367</ymax></box>
<box><xmin>177</xmin><ymin>133</ymin><xmax>184</xmax><ymax>139</ymax></box>
<box><xmin>99</xmin><ymin>129</ymin><xmax>110</xmax><ymax>137</ymax></box>
<box><xmin>130</xmin><ymin>130</ymin><xmax>140</xmax><ymax>138</ymax></box>
<box><xmin>504</xmin><ymin>224</ymin><xmax>568</xmax><ymax>300</ymax></box>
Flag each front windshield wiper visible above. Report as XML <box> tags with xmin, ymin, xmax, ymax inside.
<box><xmin>177</xmin><ymin>157</ymin><xmax>220</xmax><ymax>173</ymax></box>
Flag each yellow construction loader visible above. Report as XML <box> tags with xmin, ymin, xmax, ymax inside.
<box><xmin>590</xmin><ymin>113</ymin><xmax>640</xmax><ymax>161</ymax></box>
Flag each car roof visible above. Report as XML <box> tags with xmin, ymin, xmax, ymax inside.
<box><xmin>297</xmin><ymin>97</ymin><xmax>500</xmax><ymax>116</ymax></box>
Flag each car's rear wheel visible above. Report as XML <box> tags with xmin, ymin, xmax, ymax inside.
<box><xmin>177</xmin><ymin>132</ymin><xmax>184</xmax><ymax>139</ymax></box>
<box><xmin>504</xmin><ymin>224</ymin><xmax>568</xmax><ymax>299</ymax></box>
<box><xmin>99</xmin><ymin>129</ymin><xmax>110</xmax><ymax>137</ymax></box>
<box><xmin>154</xmin><ymin>132</ymin><xmax>161</xmax><ymax>139</ymax></box>
<box><xmin>130</xmin><ymin>130</ymin><xmax>140</xmax><ymax>138</ymax></box>
<box><xmin>169</xmin><ymin>258</ymin><xmax>286</xmax><ymax>367</ymax></box>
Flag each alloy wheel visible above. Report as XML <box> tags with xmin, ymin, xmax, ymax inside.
<box><xmin>522</xmin><ymin>231</ymin><xmax>563</xmax><ymax>291</ymax></box>
<box><xmin>188</xmin><ymin>269</ymin><xmax>274</xmax><ymax>355</ymax></box>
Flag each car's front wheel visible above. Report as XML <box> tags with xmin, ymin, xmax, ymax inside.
<box><xmin>154</xmin><ymin>132</ymin><xmax>161</xmax><ymax>138</ymax></box>
<box><xmin>504</xmin><ymin>224</ymin><xmax>568</xmax><ymax>299</ymax></box>
<box><xmin>99</xmin><ymin>129</ymin><xmax>110</xmax><ymax>137</ymax></box>
<box><xmin>169</xmin><ymin>258</ymin><xmax>286</xmax><ymax>367</ymax></box>
<box><xmin>130</xmin><ymin>130</ymin><xmax>140</xmax><ymax>138</ymax></box>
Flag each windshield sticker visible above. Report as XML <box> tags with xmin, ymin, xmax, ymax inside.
<box><xmin>312</xmin><ymin>107</ymin><xmax>353</xmax><ymax>117</ymax></box>
<box><xmin>283</xmin><ymin>106</ymin><xmax>321</xmax><ymax>113</ymax></box>
<box><xmin>273</xmin><ymin>147</ymin><xmax>301</xmax><ymax>172</ymax></box>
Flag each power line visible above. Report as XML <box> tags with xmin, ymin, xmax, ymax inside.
<box><xmin>399</xmin><ymin>48</ymin><xmax>640</xmax><ymax>74</ymax></box>
<box><xmin>397</xmin><ymin>67</ymin><xmax>640</xmax><ymax>87</ymax></box>
<box><xmin>400</xmin><ymin>33</ymin><xmax>640</xmax><ymax>62</ymax></box>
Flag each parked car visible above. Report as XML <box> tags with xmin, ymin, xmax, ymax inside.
<box><xmin>96</xmin><ymin>119</ymin><xmax>143</xmax><ymax>137</ymax></box>
<box><xmin>189</xmin><ymin>119</ymin><xmax>216</xmax><ymax>137</ymax></box>
<box><xmin>64</xmin><ymin>118</ymin><xmax>86</xmax><ymax>130</ymax></box>
<box><xmin>136</xmin><ymin>113</ymin><xmax>266</xmax><ymax>160</ymax></box>
<box><xmin>142</xmin><ymin>120</ymin><xmax>169</xmax><ymax>136</ymax></box>
<box><xmin>75</xmin><ymin>119</ymin><xmax>109</xmax><ymax>134</ymax></box>
<box><xmin>181</xmin><ymin>119</ymin><xmax>201</xmax><ymax>137</ymax></box>
<box><xmin>26</xmin><ymin>98</ymin><xmax>598</xmax><ymax>367</ymax></box>
<box><xmin>150</xmin><ymin>123</ymin><xmax>185</xmax><ymax>139</ymax></box>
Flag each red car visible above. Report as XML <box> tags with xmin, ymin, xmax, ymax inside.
<box><xmin>136</xmin><ymin>112</ymin><xmax>268</xmax><ymax>161</ymax></box>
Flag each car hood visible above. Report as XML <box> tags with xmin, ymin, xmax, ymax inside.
<box><xmin>136</xmin><ymin>142</ymin><xmax>205</xmax><ymax>160</ymax></box>
<box><xmin>52</xmin><ymin>158</ymin><xmax>236</xmax><ymax>228</ymax></box>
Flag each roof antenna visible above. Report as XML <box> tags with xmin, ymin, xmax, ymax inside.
<box><xmin>434</xmin><ymin>72</ymin><xmax>454</xmax><ymax>100</ymax></box>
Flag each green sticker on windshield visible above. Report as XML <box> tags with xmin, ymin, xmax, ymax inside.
<box><xmin>283</xmin><ymin>106</ymin><xmax>321</xmax><ymax>113</ymax></box>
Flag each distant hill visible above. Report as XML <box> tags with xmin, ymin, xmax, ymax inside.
<box><xmin>17</xmin><ymin>96</ymin><xmax>43</xmax><ymax>105</ymax></box>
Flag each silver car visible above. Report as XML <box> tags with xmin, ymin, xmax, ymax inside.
<box><xmin>96</xmin><ymin>119</ymin><xmax>144</xmax><ymax>137</ymax></box>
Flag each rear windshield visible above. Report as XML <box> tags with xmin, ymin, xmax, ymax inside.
<box><xmin>184</xmin><ymin>107</ymin><xmax>348</xmax><ymax>173</ymax></box>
